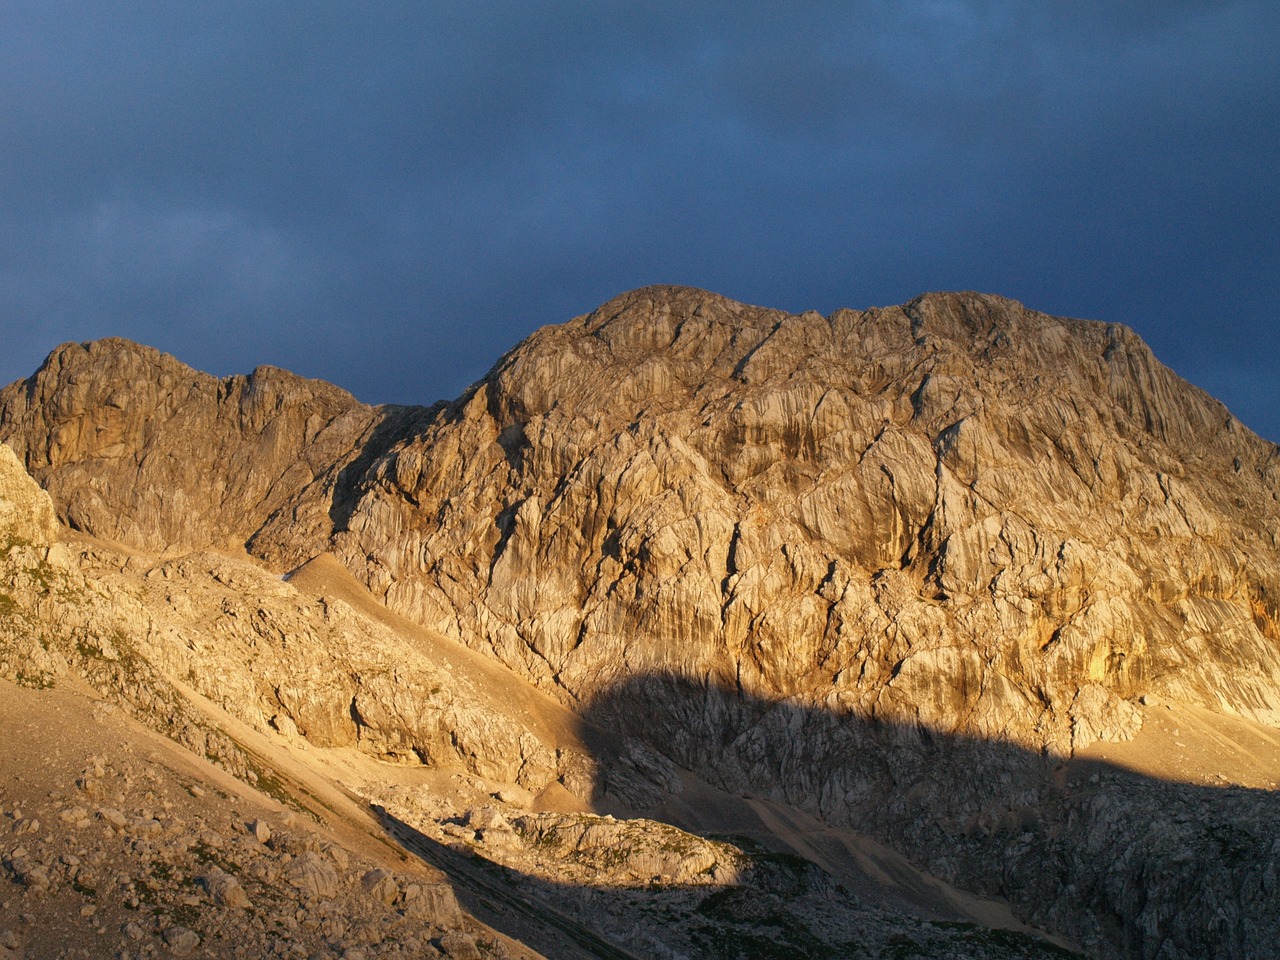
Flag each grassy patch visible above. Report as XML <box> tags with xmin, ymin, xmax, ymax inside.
<box><xmin>191</xmin><ymin>841</ymin><xmax>239</xmax><ymax>876</ymax></box>
<box><xmin>226</xmin><ymin>734</ymin><xmax>323</xmax><ymax>822</ymax></box>
<box><xmin>134</xmin><ymin>878</ymin><xmax>158</xmax><ymax>907</ymax></box>
<box><xmin>169</xmin><ymin>901</ymin><xmax>201</xmax><ymax>928</ymax></box>
<box><xmin>1206</xmin><ymin>824</ymin><xmax>1253</xmax><ymax>869</ymax></box>
<box><xmin>692</xmin><ymin>920</ymin><xmax>838</xmax><ymax>960</ymax></box>
<box><xmin>14</xmin><ymin>670</ymin><xmax>54</xmax><ymax>690</ymax></box>
<box><xmin>243</xmin><ymin>759</ymin><xmax>294</xmax><ymax>808</ymax></box>
<box><xmin>933</xmin><ymin>921</ymin><xmax>1086</xmax><ymax>957</ymax></box>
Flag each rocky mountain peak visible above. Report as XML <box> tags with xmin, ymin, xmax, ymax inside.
<box><xmin>285</xmin><ymin>288</ymin><xmax>1279</xmax><ymax>743</ymax></box>
<box><xmin>2</xmin><ymin>288</ymin><xmax>1280</xmax><ymax>958</ymax></box>
<box><xmin>0</xmin><ymin>337</ymin><xmax>393</xmax><ymax>556</ymax></box>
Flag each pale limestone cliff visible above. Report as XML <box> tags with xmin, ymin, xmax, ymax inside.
<box><xmin>10</xmin><ymin>296</ymin><xmax>1278</xmax><ymax>755</ymax></box>
<box><xmin>0</xmin><ymin>337</ymin><xmax>431</xmax><ymax>560</ymax></box>
<box><xmin>0</xmin><ymin>440</ymin><xmax>78</xmax><ymax>685</ymax></box>
<box><xmin>324</xmin><ymin>287</ymin><xmax>1280</xmax><ymax>756</ymax></box>
<box><xmin>0</xmin><ymin>442</ymin><xmax>56</xmax><ymax>547</ymax></box>
<box><xmin>6</xmin><ymin>436</ymin><xmax>1054</xmax><ymax>960</ymax></box>
<box><xmin>0</xmin><ymin>442</ymin><xmax>579</xmax><ymax>810</ymax></box>
<box><xmin>321</xmin><ymin>286</ymin><xmax>1280</xmax><ymax>958</ymax></box>
<box><xmin>4</xmin><ymin>288</ymin><xmax>1280</xmax><ymax>958</ymax></box>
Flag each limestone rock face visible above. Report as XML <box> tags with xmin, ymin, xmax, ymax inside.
<box><xmin>0</xmin><ymin>440</ymin><xmax>78</xmax><ymax>685</ymax></box>
<box><xmin>11</xmin><ymin>295</ymin><xmax>1277</xmax><ymax>759</ymax></box>
<box><xmin>5</xmin><ymin>287</ymin><xmax>1280</xmax><ymax>958</ymax></box>
<box><xmin>0</xmin><ymin>337</ymin><xmax>429</xmax><ymax>562</ymax></box>
<box><xmin>0</xmin><ymin>442</ymin><xmax>57</xmax><ymax>547</ymax></box>
<box><xmin>57</xmin><ymin>545</ymin><xmax>584</xmax><ymax>797</ymax></box>
<box><xmin>331</xmin><ymin>286</ymin><xmax>1280</xmax><ymax>755</ymax></box>
<box><xmin>320</xmin><ymin>286</ymin><xmax>1280</xmax><ymax>957</ymax></box>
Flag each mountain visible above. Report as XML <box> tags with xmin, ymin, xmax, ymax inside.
<box><xmin>2</xmin><ymin>286</ymin><xmax>1279</xmax><ymax>958</ymax></box>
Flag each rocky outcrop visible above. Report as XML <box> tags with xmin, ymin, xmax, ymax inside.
<box><xmin>0</xmin><ymin>448</ymin><xmax>582</xmax><ymax>809</ymax></box>
<box><xmin>321</xmin><ymin>286</ymin><xmax>1280</xmax><ymax>957</ymax></box>
<box><xmin>0</xmin><ymin>442</ymin><xmax>57</xmax><ymax>548</ymax></box>
<box><xmin>0</xmin><ymin>440</ymin><xmax>78</xmax><ymax>685</ymax></box>
<box><xmin>0</xmin><ymin>338</ymin><xmax>431</xmax><ymax>561</ymax></box>
<box><xmin>10</xmin><ymin>296</ymin><xmax>1277</xmax><ymax>759</ymax></box>
<box><xmin>373</xmin><ymin>796</ymin><xmax>1076</xmax><ymax>960</ymax></box>
<box><xmin>3</xmin><ymin>501</ymin><xmax>1079</xmax><ymax>959</ymax></box>
<box><xmin>5</xmin><ymin>287</ymin><xmax>1280</xmax><ymax>958</ymax></box>
<box><xmin>330</xmin><ymin>286</ymin><xmax>1280</xmax><ymax>752</ymax></box>
<box><xmin>0</xmin><ymin>694</ymin><xmax>496</xmax><ymax>960</ymax></box>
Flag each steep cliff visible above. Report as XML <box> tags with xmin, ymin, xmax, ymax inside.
<box><xmin>0</xmin><ymin>442</ymin><xmax>57</xmax><ymax>548</ymax></box>
<box><xmin>328</xmin><ymin>286</ymin><xmax>1280</xmax><ymax>751</ymax></box>
<box><xmin>323</xmin><ymin>286</ymin><xmax>1280</xmax><ymax>956</ymax></box>
<box><xmin>4</xmin><ymin>287</ymin><xmax>1280</xmax><ymax>957</ymax></box>
<box><xmin>0</xmin><ymin>337</ymin><xmax>430</xmax><ymax>559</ymax></box>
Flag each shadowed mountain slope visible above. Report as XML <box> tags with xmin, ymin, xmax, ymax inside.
<box><xmin>577</xmin><ymin>670</ymin><xmax>1280</xmax><ymax>958</ymax></box>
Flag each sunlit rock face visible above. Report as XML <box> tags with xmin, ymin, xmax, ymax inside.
<box><xmin>6</xmin><ymin>287</ymin><xmax>1280</xmax><ymax>760</ymax></box>
<box><xmin>5</xmin><ymin>287</ymin><xmax>1280</xmax><ymax>958</ymax></box>
<box><xmin>318</xmin><ymin>287</ymin><xmax>1280</xmax><ymax>957</ymax></box>
<box><xmin>0</xmin><ymin>441</ymin><xmax>57</xmax><ymax>547</ymax></box>
<box><xmin>0</xmin><ymin>337</ymin><xmax>412</xmax><ymax>562</ymax></box>
<box><xmin>321</xmin><ymin>286</ymin><xmax>1280</xmax><ymax>755</ymax></box>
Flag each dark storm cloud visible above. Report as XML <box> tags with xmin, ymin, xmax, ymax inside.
<box><xmin>2</xmin><ymin>1</ymin><xmax>1277</xmax><ymax>440</ymax></box>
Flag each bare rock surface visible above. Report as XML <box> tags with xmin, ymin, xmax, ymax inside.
<box><xmin>371</xmin><ymin>781</ymin><xmax>1079</xmax><ymax>960</ymax></box>
<box><xmin>0</xmin><ymin>441</ymin><xmax>541</xmax><ymax>959</ymax></box>
<box><xmin>320</xmin><ymin>287</ymin><xmax>1280</xmax><ymax>955</ymax></box>
<box><xmin>3</xmin><ymin>286</ymin><xmax>1280</xmax><ymax>958</ymax></box>
<box><xmin>0</xmin><ymin>339</ymin><xmax>431</xmax><ymax>563</ymax></box>
<box><xmin>0</xmin><ymin>444</ymin><xmax>56</xmax><ymax>548</ymax></box>
<box><xmin>332</xmin><ymin>287</ymin><xmax>1280</xmax><ymax>745</ymax></box>
<box><xmin>0</xmin><ymin>677</ymin><xmax>520</xmax><ymax>960</ymax></box>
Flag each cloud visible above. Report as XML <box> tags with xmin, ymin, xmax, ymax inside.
<box><xmin>0</xmin><ymin>1</ymin><xmax>1276</xmax><ymax>439</ymax></box>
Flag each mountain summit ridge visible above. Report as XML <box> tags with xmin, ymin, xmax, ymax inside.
<box><xmin>3</xmin><ymin>287</ymin><xmax>1278</xmax><ymax>732</ymax></box>
<box><xmin>2</xmin><ymin>286</ymin><xmax>1279</xmax><ymax>957</ymax></box>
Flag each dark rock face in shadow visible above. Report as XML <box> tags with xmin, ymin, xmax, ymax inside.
<box><xmin>575</xmin><ymin>671</ymin><xmax>1279</xmax><ymax>960</ymax></box>
<box><xmin>374</xmin><ymin>802</ymin><xmax>1089</xmax><ymax>960</ymax></box>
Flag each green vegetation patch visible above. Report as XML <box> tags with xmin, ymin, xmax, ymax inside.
<box><xmin>14</xmin><ymin>670</ymin><xmax>54</xmax><ymax>689</ymax></box>
<box><xmin>691</xmin><ymin>919</ymin><xmax>840</xmax><ymax>960</ymax></box>
<box><xmin>191</xmin><ymin>841</ymin><xmax>239</xmax><ymax>876</ymax></box>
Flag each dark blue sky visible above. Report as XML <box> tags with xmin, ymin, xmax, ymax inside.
<box><xmin>3</xmin><ymin>2</ymin><xmax>1277</xmax><ymax>441</ymax></box>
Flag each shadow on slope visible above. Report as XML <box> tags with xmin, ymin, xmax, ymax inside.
<box><xmin>565</xmin><ymin>671</ymin><xmax>1279</xmax><ymax>960</ymax></box>
<box><xmin>373</xmin><ymin>802</ymin><xmax>1087</xmax><ymax>960</ymax></box>
<box><xmin>328</xmin><ymin>402</ymin><xmax>445</xmax><ymax>534</ymax></box>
